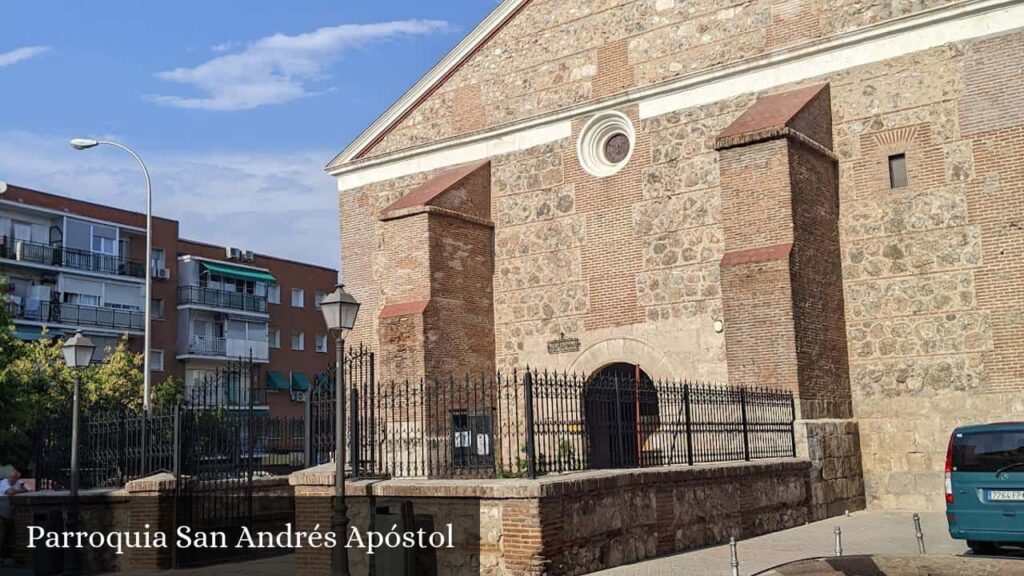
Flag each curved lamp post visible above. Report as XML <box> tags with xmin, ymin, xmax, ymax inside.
<box><xmin>69</xmin><ymin>138</ymin><xmax>154</xmax><ymax>410</ymax></box>
<box><xmin>319</xmin><ymin>284</ymin><xmax>360</xmax><ymax>576</ymax></box>
<box><xmin>61</xmin><ymin>331</ymin><xmax>95</xmax><ymax>576</ymax></box>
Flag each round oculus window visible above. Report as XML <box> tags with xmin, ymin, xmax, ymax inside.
<box><xmin>577</xmin><ymin>111</ymin><xmax>636</xmax><ymax>178</ymax></box>
<box><xmin>604</xmin><ymin>133</ymin><xmax>631</xmax><ymax>164</ymax></box>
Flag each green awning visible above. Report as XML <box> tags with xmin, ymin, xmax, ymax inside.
<box><xmin>266</xmin><ymin>371</ymin><xmax>290</xmax><ymax>391</ymax></box>
<box><xmin>201</xmin><ymin>260</ymin><xmax>277</xmax><ymax>284</ymax></box>
<box><xmin>291</xmin><ymin>372</ymin><xmax>311</xmax><ymax>392</ymax></box>
<box><xmin>14</xmin><ymin>326</ymin><xmax>63</xmax><ymax>341</ymax></box>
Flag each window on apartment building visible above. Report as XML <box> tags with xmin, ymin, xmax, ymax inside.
<box><xmin>150</xmin><ymin>350</ymin><xmax>164</xmax><ymax>372</ymax></box>
<box><xmin>269</xmin><ymin>329</ymin><xmax>280</xmax><ymax>349</ymax></box>
<box><xmin>151</xmin><ymin>298</ymin><xmax>164</xmax><ymax>319</ymax></box>
<box><xmin>291</xmin><ymin>288</ymin><xmax>304</xmax><ymax>308</ymax></box>
<box><xmin>12</xmin><ymin>221</ymin><xmax>32</xmax><ymax>243</ymax></box>
<box><xmin>89</xmin><ymin>336</ymin><xmax>119</xmax><ymax>363</ymax></box>
<box><xmin>267</xmin><ymin>285</ymin><xmax>280</xmax><ymax>304</ymax></box>
<box><xmin>291</xmin><ymin>332</ymin><xmax>305</xmax><ymax>351</ymax></box>
<box><xmin>151</xmin><ymin>248</ymin><xmax>165</xmax><ymax>271</ymax></box>
<box><xmin>314</xmin><ymin>291</ymin><xmax>326</xmax><ymax>309</ymax></box>
<box><xmin>91</xmin><ymin>224</ymin><xmax>118</xmax><ymax>255</ymax></box>
<box><xmin>888</xmin><ymin>154</ymin><xmax>908</xmax><ymax>189</ymax></box>
<box><xmin>315</xmin><ymin>334</ymin><xmax>328</xmax><ymax>353</ymax></box>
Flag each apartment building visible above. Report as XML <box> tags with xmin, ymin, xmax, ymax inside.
<box><xmin>0</xmin><ymin>184</ymin><xmax>336</xmax><ymax>418</ymax></box>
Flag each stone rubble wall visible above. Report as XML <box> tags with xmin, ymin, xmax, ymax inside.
<box><xmin>290</xmin><ymin>459</ymin><xmax>812</xmax><ymax>576</ymax></box>
<box><xmin>337</xmin><ymin>6</ymin><xmax>1024</xmax><ymax>509</ymax></box>
<box><xmin>362</xmin><ymin>0</ymin><xmax>964</xmax><ymax>158</ymax></box>
<box><xmin>795</xmin><ymin>419</ymin><xmax>867</xmax><ymax>521</ymax></box>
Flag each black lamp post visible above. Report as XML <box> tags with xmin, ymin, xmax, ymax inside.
<box><xmin>319</xmin><ymin>284</ymin><xmax>361</xmax><ymax>576</ymax></box>
<box><xmin>61</xmin><ymin>331</ymin><xmax>95</xmax><ymax>576</ymax></box>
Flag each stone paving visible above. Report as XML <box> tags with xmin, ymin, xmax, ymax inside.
<box><xmin>594</xmin><ymin>510</ymin><xmax>987</xmax><ymax>576</ymax></box>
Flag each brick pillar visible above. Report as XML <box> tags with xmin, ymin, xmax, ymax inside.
<box><xmin>124</xmin><ymin>473</ymin><xmax>177</xmax><ymax>571</ymax></box>
<box><xmin>715</xmin><ymin>83</ymin><xmax>851</xmax><ymax>420</ymax></box>
<box><xmin>376</xmin><ymin>161</ymin><xmax>495</xmax><ymax>383</ymax></box>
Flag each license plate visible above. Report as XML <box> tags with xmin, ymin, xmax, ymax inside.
<box><xmin>988</xmin><ymin>490</ymin><xmax>1024</xmax><ymax>501</ymax></box>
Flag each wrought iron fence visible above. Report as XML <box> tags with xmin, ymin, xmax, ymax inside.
<box><xmin>32</xmin><ymin>346</ymin><xmax>796</xmax><ymax>489</ymax></box>
<box><xmin>32</xmin><ymin>359</ymin><xmax>306</xmax><ymax>491</ymax></box>
<box><xmin>33</xmin><ymin>406</ymin><xmax>177</xmax><ymax>490</ymax></box>
<box><xmin>309</xmin><ymin>354</ymin><xmax>796</xmax><ymax>480</ymax></box>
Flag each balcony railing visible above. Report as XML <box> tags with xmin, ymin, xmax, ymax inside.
<box><xmin>177</xmin><ymin>285</ymin><xmax>267</xmax><ymax>313</ymax></box>
<box><xmin>8</xmin><ymin>300</ymin><xmax>144</xmax><ymax>331</ymax></box>
<box><xmin>187</xmin><ymin>335</ymin><xmax>227</xmax><ymax>356</ymax></box>
<box><xmin>0</xmin><ymin>236</ymin><xmax>145</xmax><ymax>278</ymax></box>
<box><xmin>184</xmin><ymin>335</ymin><xmax>269</xmax><ymax>360</ymax></box>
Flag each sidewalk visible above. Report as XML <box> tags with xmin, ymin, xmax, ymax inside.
<box><xmin>594</xmin><ymin>510</ymin><xmax>968</xmax><ymax>576</ymax></box>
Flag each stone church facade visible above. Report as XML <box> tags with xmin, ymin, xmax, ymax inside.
<box><xmin>328</xmin><ymin>0</ymin><xmax>1024</xmax><ymax>511</ymax></box>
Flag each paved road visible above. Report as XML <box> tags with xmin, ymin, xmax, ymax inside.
<box><xmin>595</xmin><ymin>510</ymin><xmax>969</xmax><ymax>576</ymax></box>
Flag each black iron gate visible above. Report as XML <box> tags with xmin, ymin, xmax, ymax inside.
<box><xmin>173</xmin><ymin>358</ymin><xmax>290</xmax><ymax>568</ymax></box>
<box><xmin>307</xmin><ymin>343</ymin><xmax>375</xmax><ymax>476</ymax></box>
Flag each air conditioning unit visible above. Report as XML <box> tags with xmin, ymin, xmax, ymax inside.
<box><xmin>152</xmin><ymin>267</ymin><xmax>170</xmax><ymax>280</ymax></box>
<box><xmin>290</xmin><ymin>391</ymin><xmax>307</xmax><ymax>402</ymax></box>
<box><xmin>241</xmin><ymin>250</ymin><xmax>255</xmax><ymax>263</ymax></box>
<box><xmin>225</xmin><ymin>246</ymin><xmax>242</xmax><ymax>260</ymax></box>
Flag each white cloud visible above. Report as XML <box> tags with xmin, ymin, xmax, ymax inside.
<box><xmin>150</xmin><ymin>20</ymin><xmax>450</xmax><ymax>111</ymax></box>
<box><xmin>0</xmin><ymin>46</ymin><xmax>50</xmax><ymax>67</ymax></box>
<box><xmin>0</xmin><ymin>131</ymin><xmax>340</xmax><ymax>271</ymax></box>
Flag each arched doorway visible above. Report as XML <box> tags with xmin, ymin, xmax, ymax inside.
<box><xmin>584</xmin><ymin>363</ymin><xmax>660</xmax><ymax>469</ymax></box>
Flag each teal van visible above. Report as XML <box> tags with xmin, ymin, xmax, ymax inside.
<box><xmin>946</xmin><ymin>423</ymin><xmax>1024</xmax><ymax>555</ymax></box>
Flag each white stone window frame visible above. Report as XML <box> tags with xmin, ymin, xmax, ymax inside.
<box><xmin>577</xmin><ymin>111</ymin><xmax>636</xmax><ymax>178</ymax></box>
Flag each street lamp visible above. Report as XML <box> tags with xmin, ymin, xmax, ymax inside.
<box><xmin>70</xmin><ymin>138</ymin><xmax>154</xmax><ymax>410</ymax></box>
<box><xmin>61</xmin><ymin>331</ymin><xmax>95</xmax><ymax>576</ymax></box>
<box><xmin>319</xmin><ymin>284</ymin><xmax>360</xmax><ymax>576</ymax></box>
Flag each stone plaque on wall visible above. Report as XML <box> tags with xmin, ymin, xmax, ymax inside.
<box><xmin>547</xmin><ymin>333</ymin><xmax>580</xmax><ymax>355</ymax></box>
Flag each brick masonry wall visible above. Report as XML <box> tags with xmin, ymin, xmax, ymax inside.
<box><xmin>336</xmin><ymin>12</ymin><xmax>1024</xmax><ymax>509</ymax></box>
<box><xmin>291</xmin><ymin>459</ymin><xmax>810</xmax><ymax>576</ymax></box>
<box><xmin>361</xmin><ymin>0</ymin><xmax>963</xmax><ymax>158</ymax></box>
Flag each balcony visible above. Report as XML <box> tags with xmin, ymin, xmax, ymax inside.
<box><xmin>177</xmin><ymin>285</ymin><xmax>267</xmax><ymax>314</ymax></box>
<box><xmin>183</xmin><ymin>335</ymin><xmax>269</xmax><ymax>361</ymax></box>
<box><xmin>0</xmin><ymin>236</ymin><xmax>146</xmax><ymax>278</ymax></box>
<box><xmin>8</xmin><ymin>300</ymin><xmax>144</xmax><ymax>332</ymax></box>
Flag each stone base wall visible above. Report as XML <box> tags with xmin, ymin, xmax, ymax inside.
<box><xmin>794</xmin><ymin>419</ymin><xmax>866</xmax><ymax>521</ymax></box>
<box><xmin>13</xmin><ymin>489</ymin><xmax>131</xmax><ymax>573</ymax></box>
<box><xmin>291</xmin><ymin>459</ymin><xmax>813</xmax><ymax>576</ymax></box>
<box><xmin>11</xmin><ymin>474</ymin><xmax>294</xmax><ymax>573</ymax></box>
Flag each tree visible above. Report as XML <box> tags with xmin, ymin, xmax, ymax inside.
<box><xmin>85</xmin><ymin>335</ymin><xmax>144</xmax><ymax>411</ymax></box>
<box><xmin>152</xmin><ymin>375</ymin><xmax>184</xmax><ymax>408</ymax></box>
<box><xmin>0</xmin><ymin>283</ymin><xmax>54</xmax><ymax>468</ymax></box>
<box><xmin>0</xmin><ymin>285</ymin><xmax>150</xmax><ymax>467</ymax></box>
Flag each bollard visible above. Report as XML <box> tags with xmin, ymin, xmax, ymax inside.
<box><xmin>729</xmin><ymin>537</ymin><xmax>740</xmax><ymax>576</ymax></box>
<box><xmin>834</xmin><ymin>526</ymin><xmax>843</xmax><ymax>557</ymax></box>
<box><xmin>913</xmin><ymin>513</ymin><xmax>926</xmax><ymax>554</ymax></box>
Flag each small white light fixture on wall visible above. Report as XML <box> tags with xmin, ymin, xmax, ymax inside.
<box><xmin>713</xmin><ymin>318</ymin><xmax>725</xmax><ymax>334</ymax></box>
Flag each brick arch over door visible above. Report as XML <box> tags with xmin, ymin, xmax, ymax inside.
<box><xmin>569</xmin><ymin>337</ymin><xmax>675</xmax><ymax>381</ymax></box>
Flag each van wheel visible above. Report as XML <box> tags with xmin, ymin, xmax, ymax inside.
<box><xmin>968</xmin><ymin>540</ymin><xmax>999</xmax><ymax>555</ymax></box>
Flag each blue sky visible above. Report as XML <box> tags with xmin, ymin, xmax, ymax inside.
<box><xmin>0</xmin><ymin>1</ymin><xmax>497</xmax><ymax>270</ymax></box>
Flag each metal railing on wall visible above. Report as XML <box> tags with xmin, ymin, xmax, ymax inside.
<box><xmin>0</xmin><ymin>235</ymin><xmax>145</xmax><ymax>278</ymax></box>
<box><xmin>309</xmin><ymin>356</ymin><xmax>797</xmax><ymax>480</ymax></box>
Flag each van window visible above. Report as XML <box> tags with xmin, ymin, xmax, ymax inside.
<box><xmin>953</xmin><ymin>431</ymin><xmax>1024</xmax><ymax>472</ymax></box>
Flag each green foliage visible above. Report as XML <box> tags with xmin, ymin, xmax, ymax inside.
<box><xmin>0</xmin><ymin>284</ymin><xmax>151</xmax><ymax>467</ymax></box>
<box><xmin>85</xmin><ymin>336</ymin><xmax>144</xmax><ymax>411</ymax></box>
<box><xmin>152</xmin><ymin>375</ymin><xmax>184</xmax><ymax>408</ymax></box>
